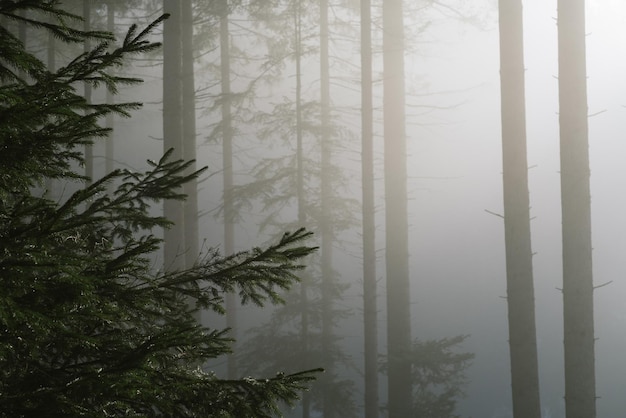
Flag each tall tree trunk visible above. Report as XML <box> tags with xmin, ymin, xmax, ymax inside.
<box><xmin>383</xmin><ymin>0</ymin><xmax>412</xmax><ymax>416</ymax></box>
<box><xmin>294</xmin><ymin>4</ymin><xmax>310</xmax><ymax>417</ymax></box>
<box><xmin>17</xmin><ymin>9</ymin><xmax>26</xmax><ymax>78</ymax></box>
<box><xmin>498</xmin><ymin>1</ymin><xmax>542</xmax><ymax>417</ymax></box>
<box><xmin>45</xmin><ymin>14</ymin><xmax>57</xmax><ymax>199</ymax></box>
<box><xmin>361</xmin><ymin>0</ymin><xmax>378</xmax><ymax>416</ymax></box>
<box><xmin>105</xmin><ymin>1</ymin><xmax>115</xmax><ymax>178</ymax></box>
<box><xmin>319</xmin><ymin>0</ymin><xmax>334</xmax><ymax>416</ymax></box>
<box><xmin>557</xmin><ymin>1</ymin><xmax>596</xmax><ymax>417</ymax></box>
<box><xmin>83</xmin><ymin>0</ymin><xmax>93</xmax><ymax>183</ymax></box>
<box><xmin>162</xmin><ymin>0</ymin><xmax>185</xmax><ymax>270</ymax></box>
<box><xmin>219</xmin><ymin>0</ymin><xmax>238</xmax><ymax>379</ymax></box>
<box><xmin>182</xmin><ymin>0</ymin><xmax>198</xmax><ymax>269</ymax></box>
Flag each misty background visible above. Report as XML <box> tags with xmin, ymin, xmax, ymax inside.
<box><xmin>68</xmin><ymin>0</ymin><xmax>626</xmax><ymax>416</ymax></box>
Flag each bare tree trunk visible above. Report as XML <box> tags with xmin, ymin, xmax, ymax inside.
<box><xmin>18</xmin><ymin>9</ymin><xmax>26</xmax><ymax>78</ymax></box>
<box><xmin>105</xmin><ymin>1</ymin><xmax>115</xmax><ymax>178</ymax></box>
<box><xmin>361</xmin><ymin>0</ymin><xmax>378</xmax><ymax>416</ymax></box>
<box><xmin>383</xmin><ymin>0</ymin><xmax>412</xmax><ymax>416</ymax></box>
<box><xmin>557</xmin><ymin>1</ymin><xmax>596</xmax><ymax>417</ymax></box>
<box><xmin>45</xmin><ymin>13</ymin><xmax>57</xmax><ymax>199</ymax></box>
<box><xmin>294</xmin><ymin>3</ymin><xmax>310</xmax><ymax>417</ymax></box>
<box><xmin>498</xmin><ymin>1</ymin><xmax>542</xmax><ymax>417</ymax></box>
<box><xmin>219</xmin><ymin>0</ymin><xmax>238</xmax><ymax>379</ymax></box>
<box><xmin>319</xmin><ymin>0</ymin><xmax>334</xmax><ymax>416</ymax></box>
<box><xmin>162</xmin><ymin>0</ymin><xmax>185</xmax><ymax>271</ymax></box>
<box><xmin>83</xmin><ymin>0</ymin><xmax>93</xmax><ymax>184</ymax></box>
<box><xmin>182</xmin><ymin>0</ymin><xmax>198</xmax><ymax>269</ymax></box>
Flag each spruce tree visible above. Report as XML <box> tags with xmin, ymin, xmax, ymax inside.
<box><xmin>0</xmin><ymin>1</ymin><xmax>319</xmax><ymax>416</ymax></box>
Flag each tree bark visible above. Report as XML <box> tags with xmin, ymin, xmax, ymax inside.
<box><xmin>498</xmin><ymin>1</ymin><xmax>542</xmax><ymax>417</ymax></box>
<box><xmin>45</xmin><ymin>12</ymin><xmax>57</xmax><ymax>199</ymax></box>
<box><xmin>219</xmin><ymin>0</ymin><xmax>238</xmax><ymax>380</ymax></box>
<box><xmin>294</xmin><ymin>3</ymin><xmax>310</xmax><ymax>417</ymax></box>
<box><xmin>83</xmin><ymin>0</ymin><xmax>93</xmax><ymax>184</ymax></box>
<box><xmin>182</xmin><ymin>1</ymin><xmax>198</xmax><ymax>269</ymax></box>
<box><xmin>361</xmin><ymin>0</ymin><xmax>378</xmax><ymax>416</ymax></box>
<box><xmin>383</xmin><ymin>0</ymin><xmax>412</xmax><ymax>416</ymax></box>
<box><xmin>319</xmin><ymin>0</ymin><xmax>335</xmax><ymax>416</ymax></box>
<box><xmin>105</xmin><ymin>1</ymin><xmax>115</xmax><ymax>178</ymax></box>
<box><xmin>162</xmin><ymin>0</ymin><xmax>185</xmax><ymax>271</ymax></box>
<box><xmin>557</xmin><ymin>0</ymin><xmax>596</xmax><ymax>417</ymax></box>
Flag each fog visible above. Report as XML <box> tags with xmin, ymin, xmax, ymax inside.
<box><xmin>83</xmin><ymin>0</ymin><xmax>626</xmax><ymax>416</ymax></box>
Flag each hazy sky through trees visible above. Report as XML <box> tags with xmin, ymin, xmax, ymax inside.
<box><xmin>99</xmin><ymin>1</ymin><xmax>626</xmax><ymax>416</ymax></box>
<box><xmin>403</xmin><ymin>2</ymin><xmax>626</xmax><ymax>416</ymax></box>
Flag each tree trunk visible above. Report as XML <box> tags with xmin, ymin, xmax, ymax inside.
<box><xmin>319</xmin><ymin>0</ymin><xmax>334</xmax><ymax>416</ymax></box>
<box><xmin>557</xmin><ymin>1</ymin><xmax>596</xmax><ymax>417</ymax></box>
<box><xmin>182</xmin><ymin>0</ymin><xmax>198</xmax><ymax>269</ymax></box>
<box><xmin>219</xmin><ymin>0</ymin><xmax>238</xmax><ymax>379</ymax></box>
<box><xmin>45</xmin><ymin>13</ymin><xmax>57</xmax><ymax>199</ymax></box>
<box><xmin>18</xmin><ymin>9</ymin><xmax>26</xmax><ymax>78</ymax></box>
<box><xmin>105</xmin><ymin>1</ymin><xmax>115</xmax><ymax>178</ymax></box>
<box><xmin>162</xmin><ymin>0</ymin><xmax>185</xmax><ymax>271</ymax></box>
<box><xmin>383</xmin><ymin>0</ymin><xmax>412</xmax><ymax>416</ymax></box>
<box><xmin>293</xmin><ymin>3</ymin><xmax>310</xmax><ymax>417</ymax></box>
<box><xmin>498</xmin><ymin>1</ymin><xmax>542</xmax><ymax>417</ymax></box>
<box><xmin>361</xmin><ymin>0</ymin><xmax>378</xmax><ymax>416</ymax></box>
<box><xmin>83</xmin><ymin>0</ymin><xmax>93</xmax><ymax>183</ymax></box>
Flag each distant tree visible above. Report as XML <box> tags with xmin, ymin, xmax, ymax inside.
<box><xmin>181</xmin><ymin>0</ymin><xmax>199</xmax><ymax>271</ymax></box>
<box><xmin>216</xmin><ymin>0</ymin><xmax>239</xmax><ymax>379</ymax></box>
<box><xmin>409</xmin><ymin>336</ymin><xmax>474</xmax><ymax>418</ymax></box>
<box><xmin>360</xmin><ymin>1</ymin><xmax>379</xmax><ymax>417</ymax></box>
<box><xmin>44</xmin><ymin>5</ymin><xmax>58</xmax><ymax>198</ymax></box>
<box><xmin>104</xmin><ymin>0</ymin><xmax>115</xmax><ymax>178</ymax></box>
<box><xmin>0</xmin><ymin>2</ymin><xmax>320</xmax><ymax>416</ymax></box>
<box><xmin>83</xmin><ymin>0</ymin><xmax>93</xmax><ymax>182</ymax></box>
<box><xmin>240</xmin><ymin>4</ymin><xmax>322</xmax><ymax>416</ymax></box>
<box><xmin>162</xmin><ymin>0</ymin><xmax>185</xmax><ymax>271</ymax></box>
<box><xmin>557</xmin><ymin>0</ymin><xmax>596</xmax><ymax>417</ymax></box>
<box><xmin>498</xmin><ymin>0</ymin><xmax>542</xmax><ymax>416</ymax></box>
<box><xmin>383</xmin><ymin>0</ymin><xmax>412</xmax><ymax>415</ymax></box>
<box><xmin>319</xmin><ymin>1</ymin><xmax>341</xmax><ymax>416</ymax></box>
<box><xmin>230</xmin><ymin>1</ymin><xmax>359</xmax><ymax>417</ymax></box>
<box><xmin>378</xmin><ymin>335</ymin><xmax>473</xmax><ymax>418</ymax></box>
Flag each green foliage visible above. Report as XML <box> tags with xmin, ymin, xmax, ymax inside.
<box><xmin>0</xmin><ymin>1</ymin><xmax>320</xmax><ymax>416</ymax></box>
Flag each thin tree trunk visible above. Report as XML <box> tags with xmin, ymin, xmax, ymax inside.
<box><xmin>383</xmin><ymin>0</ymin><xmax>412</xmax><ymax>416</ymax></box>
<box><xmin>45</xmin><ymin>14</ymin><xmax>57</xmax><ymax>199</ymax></box>
<box><xmin>219</xmin><ymin>0</ymin><xmax>237</xmax><ymax>379</ymax></box>
<box><xmin>18</xmin><ymin>10</ymin><xmax>26</xmax><ymax>78</ymax></box>
<box><xmin>162</xmin><ymin>0</ymin><xmax>185</xmax><ymax>270</ymax></box>
<box><xmin>182</xmin><ymin>0</ymin><xmax>198</xmax><ymax>269</ymax></box>
<box><xmin>498</xmin><ymin>1</ymin><xmax>542</xmax><ymax>417</ymax></box>
<box><xmin>319</xmin><ymin>0</ymin><xmax>334</xmax><ymax>416</ymax></box>
<box><xmin>105</xmin><ymin>1</ymin><xmax>115</xmax><ymax>178</ymax></box>
<box><xmin>83</xmin><ymin>0</ymin><xmax>93</xmax><ymax>183</ymax></box>
<box><xmin>294</xmin><ymin>4</ymin><xmax>310</xmax><ymax>417</ymax></box>
<box><xmin>361</xmin><ymin>0</ymin><xmax>378</xmax><ymax>416</ymax></box>
<box><xmin>557</xmin><ymin>0</ymin><xmax>596</xmax><ymax>417</ymax></box>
